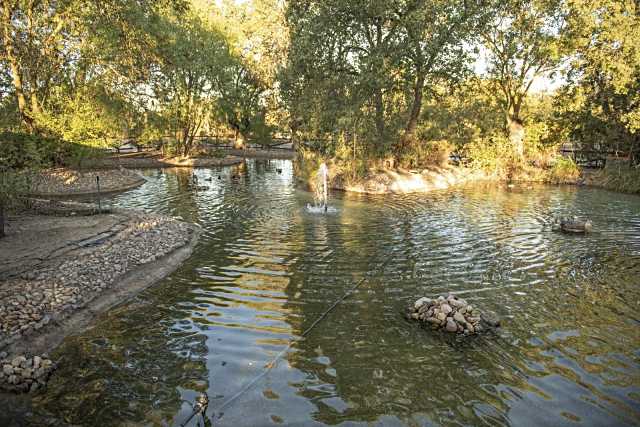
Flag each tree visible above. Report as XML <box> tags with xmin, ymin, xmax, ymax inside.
<box><xmin>395</xmin><ymin>0</ymin><xmax>485</xmax><ymax>153</ymax></box>
<box><xmin>283</xmin><ymin>0</ymin><xmax>483</xmax><ymax>160</ymax></box>
<box><xmin>557</xmin><ymin>0</ymin><xmax>640</xmax><ymax>161</ymax></box>
<box><xmin>482</xmin><ymin>0</ymin><xmax>568</xmax><ymax>157</ymax></box>
<box><xmin>0</xmin><ymin>0</ymin><xmax>78</xmax><ymax>131</ymax></box>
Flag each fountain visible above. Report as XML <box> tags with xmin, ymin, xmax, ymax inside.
<box><xmin>306</xmin><ymin>162</ymin><xmax>335</xmax><ymax>213</ymax></box>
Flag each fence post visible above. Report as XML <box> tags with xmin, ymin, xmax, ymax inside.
<box><xmin>96</xmin><ymin>175</ymin><xmax>102</xmax><ymax>213</ymax></box>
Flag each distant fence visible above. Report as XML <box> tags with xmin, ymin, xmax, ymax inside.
<box><xmin>559</xmin><ymin>144</ymin><xmax>639</xmax><ymax>168</ymax></box>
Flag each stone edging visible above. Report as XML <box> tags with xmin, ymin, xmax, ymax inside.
<box><xmin>29</xmin><ymin>175</ymin><xmax>147</xmax><ymax>198</ymax></box>
<box><xmin>3</xmin><ymin>225</ymin><xmax>201</xmax><ymax>356</ymax></box>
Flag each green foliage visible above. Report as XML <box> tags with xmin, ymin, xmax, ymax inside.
<box><xmin>282</xmin><ymin>0</ymin><xmax>484</xmax><ymax>157</ymax></box>
<box><xmin>397</xmin><ymin>139</ymin><xmax>454</xmax><ymax>169</ymax></box>
<box><xmin>465</xmin><ymin>135</ymin><xmax>516</xmax><ymax>177</ymax></box>
<box><xmin>548</xmin><ymin>156</ymin><xmax>580</xmax><ymax>184</ymax></box>
<box><xmin>596</xmin><ymin>161</ymin><xmax>640</xmax><ymax>194</ymax></box>
<box><xmin>556</xmin><ymin>0</ymin><xmax>640</xmax><ymax>159</ymax></box>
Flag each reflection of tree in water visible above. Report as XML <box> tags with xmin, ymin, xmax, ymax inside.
<box><xmin>165</xmin><ymin>168</ymin><xmax>201</xmax><ymax>223</ymax></box>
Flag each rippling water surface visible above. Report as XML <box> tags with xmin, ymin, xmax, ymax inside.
<box><xmin>29</xmin><ymin>160</ymin><xmax>640</xmax><ymax>426</ymax></box>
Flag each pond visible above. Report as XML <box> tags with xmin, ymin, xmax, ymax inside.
<box><xmin>31</xmin><ymin>160</ymin><xmax>640</xmax><ymax>426</ymax></box>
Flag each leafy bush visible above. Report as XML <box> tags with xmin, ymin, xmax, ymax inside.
<box><xmin>548</xmin><ymin>156</ymin><xmax>580</xmax><ymax>184</ymax></box>
<box><xmin>397</xmin><ymin>139</ymin><xmax>453</xmax><ymax>169</ymax></box>
<box><xmin>0</xmin><ymin>131</ymin><xmax>64</xmax><ymax>168</ymax></box>
<box><xmin>161</xmin><ymin>139</ymin><xmax>182</xmax><ymax>157</ymax></box>
<box><xmin>464</xmin><ymin>135</ymin><xmax>515</xmax><ymax>177</ymax></box>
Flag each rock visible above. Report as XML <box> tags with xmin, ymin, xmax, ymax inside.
<box><xmin>33</xmin><ymin>356</ymin><xmax>42</xmax><ymax>370</ymax></box>
<box><xmin>453</xmin><ymin>312</ymin><xmax>466</xmax><ymax>324</ymax></box>
<box><xmin>481</xmin><ymin>312</ymin><xmax>501</xmax><ymax>327</ymax></box>
<box><xmin>445</xmin><ymin>319</ymin><xmax>458</xmax><ymax>332</ymax></box>
<box><xmin>11</xmin><ymin>356</ymin><xmax>26</xmax><ymax>367</ymax></box>
<box><xmin>414</xmin><ymin>297</ymin><xmax>430</xmax><ymax>309</ymax></box>
<box><xmin>449</xmin><ymin>299</ymin><xmax>464</xmax><ymax>308</ymax></box>
<box><xmin>3</xmin><ymin>364</ymin><xmax>13</xmax><ymax>375</ymax></box>
<box><xmin>407</xmin><ymin>294</ymin><xmax>497</xmax><ymax>336</ymax></box>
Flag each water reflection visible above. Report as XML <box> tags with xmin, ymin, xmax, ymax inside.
<box><xmin>13</xmin><ymin>160</ymin><xmax>640</xmax><ymax>426</ymax></box>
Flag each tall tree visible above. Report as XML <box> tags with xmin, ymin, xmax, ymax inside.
<box><xmin>557</xmin><ymin>0</ymin><xmax>639</xmax><ymax>160</ymax></box>
<box><xmin>482</xmin><ymin>0</ymin><xmax>568</xmax><ymax>157</ymax></box>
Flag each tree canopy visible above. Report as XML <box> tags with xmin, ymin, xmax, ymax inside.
<box><xmin>0</xmin><ymin>0</ymin><xmax>637</xmax><ymax>164</ymax></box>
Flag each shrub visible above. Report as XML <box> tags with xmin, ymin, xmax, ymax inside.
<box><xmin>464</xmin><ymin>135</ymin><xmax>515</xmax><ymax>178</ymax></box>
<box><xmin>398</xmin><ymin>139</ymin><xmax>453</xmax><ymax>169</ymax></box>
<box><xmin>548</xmin><ymin>156</ymin><xmax>580</xmax><ymax>184</ymax></box>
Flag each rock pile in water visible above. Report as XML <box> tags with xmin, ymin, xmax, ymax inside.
<box><xmin>0</xmin><ymin>352</ymin><xmax>55</xmax><ymax>393</ymax></box>
<box><xmin>407</xmin><ymin>294</ymin><xmax>500</xmax><ymax>334</ymax></box>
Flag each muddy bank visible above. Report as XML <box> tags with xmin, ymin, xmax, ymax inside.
<box><xmin>222</xmin><ymin>147</ymin><xmax>295</xmax><ymax>160</ymax></box>
<box><xmin>332</xmin><ymin>166</ymin><xmax>488</xmax><ymax>194</ymax></box>
<box><xmin>95</xmin><ymin>152</ymin><xmax>244</xmax><ymax>168</ymax></box>
<box><xmin>0</xmin><ymin>203</ymin><xmax>199</xmax><ymax>360</ymax></box>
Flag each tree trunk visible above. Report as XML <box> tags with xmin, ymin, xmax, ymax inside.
<box><xmin>506</xmin><ymin>99</ymin><xmax>525</xmax><ymax>157</ymax></box>
<box><xmin>181</xmin><ymin>125</ymin><xmax>191</xmax><ymax>157</ymax></box>
<box><xmin>405</xmin><ymin>72</ymin><xmax>425</xmax><ymax>139</ymax></box>
<box><xmin>234</xmin><ymin>130</ymin><xmax>246</xmax><ymax>149</ymax></box>
<box><xmin>1</xmin><ymin>5</ymin><xmax>33</xmax><ymax>131</ymax></box>
<box><xmin>507</xmin><ymin>115</ymin><xmax>525</xmax><ymax>158</ymax></box>
<box><xmin>374</xmin><ymin>88</ymin><xmax>385</xmax><ymax>148</ymax></box>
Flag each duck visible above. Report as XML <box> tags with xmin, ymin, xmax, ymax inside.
<box><xmin>553</xmin><ymin>216</ymin><xmax>593</xmax><ymax>233</ymax></box>
<box><xmin>205</xmin><ymin>176</ymin><xmax>213</xmax><ymax>182</ymax></box>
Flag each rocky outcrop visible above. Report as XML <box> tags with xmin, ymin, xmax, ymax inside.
<box><xmin>406</xmin><ymin>294</ymin><xmax>500</xmax><ymax>335</ymax></box>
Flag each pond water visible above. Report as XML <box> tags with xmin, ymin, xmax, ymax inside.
<box><xmin>30</xmin><ymin>160</ymin><xmax>640</xmax><ymax>426</ymax></box>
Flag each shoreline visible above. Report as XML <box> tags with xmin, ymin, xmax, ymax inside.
<box><xmin>0</xmin><ymin>205</ymin><xmax>199</xmax><ymax>363</ymax></box>
<box><xmin>30</xmin><ymin>168</ymin><xmax>147</xmax><ymax>198</ymax></box>
<box><xmin>94</xmin><ymin>153</ymin><xmax>244</xmax><ymax>169</ymax></box>
<box><xmin>328</xmin><ymin>166</ymin><xmax>491</xmax><ymax>195</ymax></box>
<box><xmin>221</xmin><ymin>147</ymin><xmax>295</xmax><ymax>160</ymax></box>
<box><xmin>5</xmin><ymin>224</ymin><xmax>200</xmax><ymax>357</ymax></box>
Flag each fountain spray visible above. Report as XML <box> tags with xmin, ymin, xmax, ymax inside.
<box><xmin>319</xmin><ymin>162</ymin><xmax>328</xmax><ymax>212</ymax></box>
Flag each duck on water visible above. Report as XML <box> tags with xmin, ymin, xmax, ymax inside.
<box><xmin>553</xmin><ymin>216</ymin><xmax>593</xmax><ymax>233</ymax></box>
